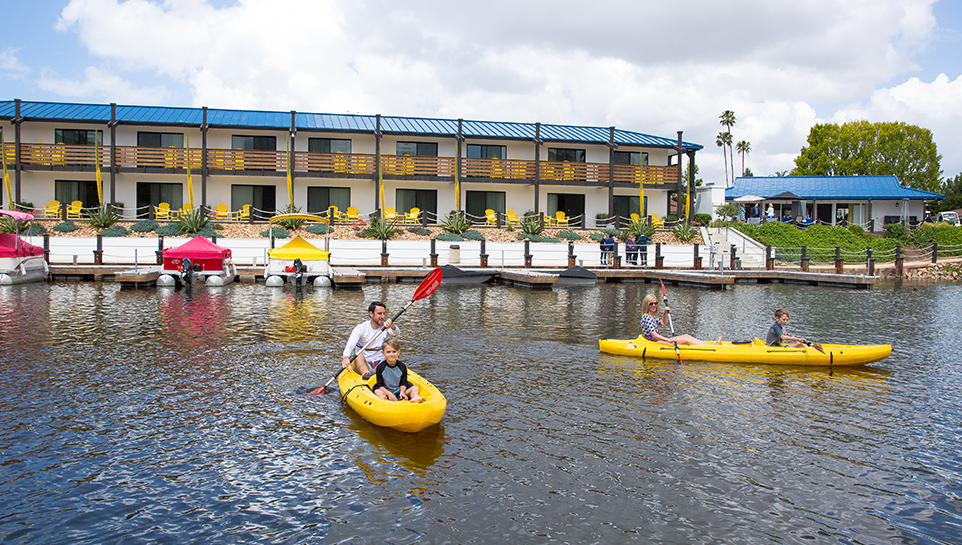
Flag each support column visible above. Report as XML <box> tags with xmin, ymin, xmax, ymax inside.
<box><xmin>13</xmin><ymin>98</ymin><xmax>22</xmax><ymax>203</ymax></box>
<box><xmin>375</xmin><ymin>114</ymin><xmax>383</xmax><ymax>213</ymax></box>
<box><xmin>533</xmin><ymin>122</ymin><xmax>542</xmax><ymax>214</ymax></box>
<box><xmin>201</xmin><ymin>107</ymin><xmax>209</xmax><ymax>207</ymax></box>
<box><xmin>607</xmin><ymin>126</ymin><xmax>616</xmax><ymax>217</ymax></box>
<box><xmin>109</xmin><ymin>103</ymin><xmax>117</xmax><ymax>204</ymax></box>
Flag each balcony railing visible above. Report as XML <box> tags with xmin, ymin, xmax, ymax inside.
<box><xmin>12</xmin><ymin>143</ymin><xmax>679</xmax><ymax>184</ymax></box>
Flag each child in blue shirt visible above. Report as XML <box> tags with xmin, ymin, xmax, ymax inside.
<box><xmin>372</xmin><ymin>338</ymin><xmax>424</xmax><ymax>403</ymax></box>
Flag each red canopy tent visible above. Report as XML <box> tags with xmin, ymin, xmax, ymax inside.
<box><xmin>162</xmin><ymin>236</ymin><xmax>232</xmax><ymax>272</ymax></box>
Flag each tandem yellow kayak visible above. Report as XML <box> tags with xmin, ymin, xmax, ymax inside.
<box><xmin>599</xmin><ymin>337</ymin><xmax>892</xmax><ymax>366</ymax></box>
<box><xmin>338</xmin><ymin>368</ymin><xmax>446</xmax><ymax>432</ymax></box>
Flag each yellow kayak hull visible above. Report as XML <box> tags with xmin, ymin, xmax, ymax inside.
<box><xmin>599</xmin><ymin>337</ymin><xmax>892</xmax><ymax>366</ymax></box>
<box><xmin>338</xmin><ymin>368</ymin><xmax>446</xmax><ymax>433</ymax></box>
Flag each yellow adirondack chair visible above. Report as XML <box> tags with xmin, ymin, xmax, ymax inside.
<box><xmin>155</xmin><ymin>202</ymin><xmax>172</xmax><ymax>220</ymax></box>
<box><xmin>384</xmin><ymin>207</ymin><xmax>398</xmax><ymax>221</ymax></box>
<box><xmin>345</xmin><ymin>206</ymin><xmax>360</xmax><ymax>222</ymax></box>
<box><xmin>214</xmin><ymin>203</ymin><xmax>230</xmax><ymax>220</ymax></box>
<box><xmin>405</xmin><ymin>207</ymin><xmax>421</xmax><ymax>224</ymax></box>
<box><xmin>505</xmin><ymin>210</ymin><xmax>520</xmax><ymax>225</ymax></box>
<box><xmin>67</xmin><ymin>200</ymin><xmax>83</xmax><ymax>219</ymax></box>
<box><xmin>44</xmin><ymin>200</ymin><xmax>61</xmax><ymax>219</ymax></box>
<box><xmin>484</xmin><ymin>209</ymin><xmax>497</xmax><ymax>225</ymax></box>
<box><xmin>232</xmin><ymin>204</ymin><xmax>251</xmax><ymax>221</ymax></box>
<box><xmin>651</xmin><ymin>214</ymin><xmax>665</xmax><ymax>228</ymax></box>
<box><xmin>555</xmin><ymin>211</ymin><xmax>569</xmax><ymax>227</ymax></box>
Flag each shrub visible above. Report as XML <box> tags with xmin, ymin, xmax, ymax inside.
<box><xmin>557</xmin><ymin>230</ymin><xmax>582</xmax><ymax>241</ymax></box>
<box><xmin>520</xmin><ymin>215</ymin><xmax>544</xmax><ymax>236</ymax></box>
<box><xmin>260</xmin><ymin>226</ymin><xmax>290</xmax><ymax>238</ymax></box>
<box><xmin>601</xmin><ymin>227</ymin><xmax>621</xmax><ymax>237</ymax></box>
<box><xmin>99</xmin><ymin>225</ymin><xmax>130</xmax><ymax>237</ymax></box>
<box><xmin>156</xmin><ymin>223</ymin><xmax>184</xmax><ymax>236</ymax></box>
<box><xmin>671</xmin><ymin>222</ymin><xmax>699</xmax><ymax>243</ymax></box>
<box><xmin>131</xmin><ymin>219</ymin><xmax>159</xmax><ymax>233</ymax></box>
<box><xmin>461</xmin><ymin>229</ymin><xmax>484</xmax><ymax>241</ymax></box>
<box><xmin>883</xmin><ymin>223</ymin><xmax>909</xmax><ymax>243</ymax></box>
<box><xmin>911</xmin><ymin>223</ymin><xmax>938</xmax><ymax>248</ymax></box>
<box><xmin>364</xmin><ymin>216</ymin><xmax>399</xmax><ymax>239</ymax></box>
<box><xmin>695</xmin><ymin>213</ymin><xmax>712</xmax><ymax>226</ymax></box>
<box><xmin>847</xmin><ymin>224</ymin><xmax>865</xmax><ymax>237</ymax></box>
<box><xmin>436</xmin><ymin>232</ymin><xmax>463</xmax><ymax>241</ymax></box>
<box><xmin>588</xmin><ymin>232</ymin><xmax>605</xmax><ymax>242</ymax></box>
<box><xmin>86</xmin><ymin>204</ymin><xmax>119</xmax><ymax>229</ymax></box>
<box><xmin>442</xmin><ymin>213</ymin><xmax>472</xmax><ymax>235</ymax></box>
<box><xmin>518</xmin><ymin>233</ymin><xmax>543</xmax><ymax>242</ymax></box>
<box><xmin>541</xmin><ymin>236</ymin><xmax>561</xmax><ymax>243</ymax></box>
<box><xmin>177</xmin><ymin>208</ymin><xmax>210</xmax><ymax>234</ymax></box>
<box><xmin>406</xmin><ymin>226</ymin><xmax>432</xmax><ymax>236</ymax></box>
<box><xmin>53</xmin><ymin>221</ymin><xmax>79</xmax><ymax>233</ymax></box>
<box><xmin>275</xmin><ymin>203</ymin><xmax>306</xmax><ymax>231</ymax></box>
<box><xmin>0</xmin><ymin>217</ymin><xmax>28</xmax><ymax>234</ymax></box>
<box><xmin>28</xmin><ymin>223</ymin><xmax>47</xmax><ymax>236</ymax></box>
<box><xmin>306</xmin><ymin>223</ymin><xmax>334</xmax><ymax>235</ymax></box>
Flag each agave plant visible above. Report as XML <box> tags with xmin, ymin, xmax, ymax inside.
<box><xmin>672</xmin><ymin>221</ymin><xmax>699</xmax><ymax>243</ymax></box>
<box><xmin>364</xmin><ymin>215</ymin><xmax>399</xmax><ymax>239</ymax></box>
<box><xmin>0</xmin><ymin>216</ymin><xmax>28</xmax><ymax>234</ymax></box>
<box><xmin>274</xmin><ymin>203</ymin><xmax>306</xmax><ymax>231</ymax></box>
<box><xmin>441</xmin><ymin>212</ymin><xmax>472</xmax><ymax>235</ymax></box>
<box><xmin>519</xmin><ymin>215</ymin><xmax>544</xmax><ymax>236</ymax></box>
<box><xmin>177</xmin><ymin>207</ymin><xmax>210</xmax><ymax>234</ymax></box>
<box><xmin>86</xmin><ymin>204</ymin><xmax>119</xmax><ymax>229</ymax></box>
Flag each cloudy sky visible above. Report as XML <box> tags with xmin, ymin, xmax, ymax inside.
<box><xmin>3</xmin><ymin>0</ymin><xmax>961</xmax><ymax>186</ymax></box>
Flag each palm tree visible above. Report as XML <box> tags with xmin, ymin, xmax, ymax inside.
<box><xmin>716</xmin><ymin>132</ymin><xmax>732</xmax><ymax>186</ymax></box>
<box><xmin>719</xmin><ymin>110</ymin><xmax>736</xmax><ymax>182</ymax></box>
<box><xmin>736</xmin><ymin>140</ymin><xmax>751</xmax><ymax>176</ymax></box>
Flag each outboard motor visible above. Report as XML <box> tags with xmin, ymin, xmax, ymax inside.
<box><xmin>292</xmin><ymin>258</ymin><xmax>307</xmax><ymax>285</ymax></box>
<box><xmin>179</xmin><ymin>257</ymin><xmax>194</xmax><ymax>286</ymax></box>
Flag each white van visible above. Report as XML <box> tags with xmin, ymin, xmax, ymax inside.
<box><xmin>937</xmin><ymin>211</ymin><xmax>960</xmax><ymax>226</ymax></box>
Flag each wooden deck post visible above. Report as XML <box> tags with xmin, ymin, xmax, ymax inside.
<box><xmin>800</xmin><ymin>246</ymin><xmax>809</xmax><ymax>272</ymax></box>
<box><xmin>693</xmin><ymin>244</ymin><xmax>702</xmax><ymax>270</ymax></box>
<box><xmin>766</xmin><ymin>245</ymin><xmax>774</xmax><ymax>270</ymax></box>
<box><xmin>429</xmin><ymin>238</ymin><xmax>438</xmax><ymax>268</ymax></box>
<box><xmin>835</xmin><ymin>246</ymin><xmax>844</xmax><ymax>274</ymax></box>
<box><xmin>655</xmin><ymin>242</ymin><xmax>664</xmax><ymax>269</ymax></box>
<box><xmin>524</xmin><ymin>240</ymin><xmax>532</xmax><ymax>268</ymax></box>
<box><xmin>567</xmin><ymin>241</ymin><xmax>577</xmax><ymax>268</ymax></box>
<box><xmin>480</xmin><ymin>240</ymin><xmax>488</xmax><ymax>268</ymax></box>
<box><xmin>895</xmin><ymin>245</ymin><xmax>903</xmax><ymax>278</ymax></box>
<box><xmin>380</xmin><ymin>239</ymin><xmax>389</xmax><ymax>267</ymax></box>
<box><xmin>93</xmin><ymin>235</ymin><xmax>103</xmax><ymax>265</ymax></box>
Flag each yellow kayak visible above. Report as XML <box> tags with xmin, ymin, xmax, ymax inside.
<box><xmin>338</xmin><ymin>368</ymin><xmax>446</xmax><ymax>432</ymax></box>
<box><xmin>599</xmin><ymin>337</ymin><xmax>892</xmax><ymax>366</ymax></box>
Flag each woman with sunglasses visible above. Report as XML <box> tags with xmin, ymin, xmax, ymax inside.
<box><xmin>639</xmin><ymin>294</ymin><xmax>720</xmax><ymax>346</ymax></box>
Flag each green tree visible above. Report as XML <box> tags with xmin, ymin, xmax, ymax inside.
<box><xmin>719</xmin><ymin>110</ymin><xmax>736</xmax><ymax>182</ymax></box>
<box><xmin>792</xmin><ymin>120</ymin><xmax>943</xmax><ymax>192</ymax></box>
<box><xmin>716</xmin><ymin>131</ymin><xmax>732</xmax><ymax>186</ymax></box>
<box><xmin>938</xmin><ymin>173</ymin><xmax>962</xmax><ymax>212</ymax></box>
<box><xmin>736</xmin><ymin>140</ymin><xmax>751</xmax><ymax>176</ymax></box>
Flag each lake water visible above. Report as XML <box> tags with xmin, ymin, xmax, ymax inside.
<box><xmin>1</xmin><ymin>280</ymin><xmax>961</xmax><ymax>544</ymax></box>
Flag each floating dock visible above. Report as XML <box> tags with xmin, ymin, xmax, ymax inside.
<box><xmin>44</xmin><ymin>264</ymin><xmax>879</xmax><ymax>290</ymax></box>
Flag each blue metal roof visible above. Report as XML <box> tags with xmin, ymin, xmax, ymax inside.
<box><xmin>726</xmin><ymin>176</ymin><xmax>944</xmax><ymax>201</ymax></box>
<box><xmin>0</xmin><ymin>99</ymin><xmax>702</xmax><ymax>149</ymax></box>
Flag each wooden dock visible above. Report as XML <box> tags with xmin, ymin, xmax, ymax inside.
<box><xmin>44</xmin><ymin>264</ymin><xmax>879</xmax><ymax>290</ymax></box>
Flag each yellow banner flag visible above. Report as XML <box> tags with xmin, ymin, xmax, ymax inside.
<box><xmin>94</xmin><ymin>136</ymin><xmax>103</xmax><ymax>205</ymax></box>
<box><xmin>455</xmin><ymin>151</ymin><xmax>460</xmax><ymax>211</ymax></box>
<box><xmin>185</xmin><ymin>134</ymin><xmax>194</xmax><ymax>209</ymax></box>
<box><xmin>378</xmin><ymin>142</ymin><xmax>385</xmax><ymax>211</ymax></box>
<box><xmin>1</xmin><ymin>130</ymin><xmax>13</xmax><ymax>209</ymax></box>
<box><xmin>685</xmin><ymin>189</ymin><xmax>691</xmax><ymax>219</ymax></box>
<box><xmin>286</xmin><ymin>133</ymin><xmax>293</xmax><ymax>206</ymax></box>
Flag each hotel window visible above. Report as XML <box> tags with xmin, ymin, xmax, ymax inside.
<box><xmin>466</xmin><ymin>144</ymin><xmax>506</xmax><ymax>160</ymax></box>
<box><xmin>55</xmin><ymin>179</ymin><xmax>101</xmax><ymax>207</ymax></box>
<box><xmin>396</xmin><ymin>142</ymin><xmax>438</xmax><ymax>156</ymax></box>
<box><xmin>136</xmin><ymin>182</ymin><xmax>183</xmax><ymax>218</ymax></box>
<box><xmin>232</xmin><ymin>135</ymin><xmax>277</xmax><ymax>151</ymax></box>
<box><xmin>55</xmin><ymin>129</ymin><xmax>102</xmax><ymax>145</ymax></box>
<box><xmin>231</xmin><ymin>184</ymin><xmax>276</xmax><ymax>221</ymax></box>
<box><xmin>307</xmin><ymin>187</ymin><xmax>351</xmax><ymax>214</ymax></box>
<box><xmin>613</xmin><ymin>151</ymin><xmax>649</xmax><ymax>166</ymax></box>
<box><xmin>465</xmin><ymin>190</ymin><xmax>506</xmax><ymax>218</ymax></box>
<box><xmin>137</xmin><ymin>132</ymin><xmax>184</xmax><ymax>148</ymax></box>
<box><xmin>309</xmin><ymin>138</ymin><xmax>352</xmax><ymax>154</ymax></box>
<box><xmin>547</xmin><ymin>148</ymin><xmax>585</xmax><ymax>162</ymax></box>
<box><xmin>396</xmin><ymin>189</ymin><xmax>437</xmax><ymax>217</ymax></box>
<box><xmin>614</xmin><ymin>195</ymin><xmax>646</xmax><ymax>218</ymax></box>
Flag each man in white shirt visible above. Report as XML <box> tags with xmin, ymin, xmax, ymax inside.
<box><xmin>342</xmin><ymin>301</ymin><xmax>399</xmax><ymax>378</ymax></box>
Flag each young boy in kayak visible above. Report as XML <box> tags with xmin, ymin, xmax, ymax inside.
<box><xmin>342</xmin><ymin>301</ymin><xmax>399</xmax><ymax>378</ymax></box>
<box><xmin>372</xmin><ymin>338</ymin><xmax>424</xmax><ymax>403</ymax></box>
<box><xmin>766</xmin><ymin>308</ymin><xmax>808</xmax><ymax>348</ymax></box>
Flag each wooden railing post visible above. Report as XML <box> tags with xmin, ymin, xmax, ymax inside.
<box><xmin>866</xmin><ymin>248</ymin><xmax>874</xmax><ymax>276</ymax></box>
<box><xmin>895</xmin><ymin>245</ymin><xmax>904</xmax><ymax>278</ymax></box>
<box><xmin>612</xmin><ymin>241</ymin><xmax>621</xmax><ymax>269</ymax></box>
<box><xmin>524</xmin><ymin>240</ymin><xmax>532</xmax><ymax>268</ymax></box>
<box><xmin>932</xmin><ymin>242</ymin><xmax>938</xmax><ymax>264</ymax></box>
<box><xmin>655</xmin><ymin>242</ymin><xmax>664</xmax><ymax>269</ymax></box>
<box><xmin>567</xmin><ymin>241</ymin><xmax>577</xmax><ymax>268</ymax></box>
<box><xmin>766</xmin><ymin>245</ymin><xmax>774</xmax><ymax>270</ymax></box>
<box><xmin>693</xmin><ymin>244</ymin><xmax>702</xmax><ymax>270</ymax></box>
<box><xmin>800</xmin><ymin>246</ymin><xmax>809</xmax><ymax>272</ymax></box>
<box><xmin>429</xmin><ymin>238</ymin><xmax>438</xmax><ymax>268</ymax></box>
<box><xmin>93</xmin><ymin>235</ymin><xmax>103</xmax><ymax>265</ymax></box>
<box><xmin>835</xmin><ymin>246</ymin><xmax>844</xmax><ymax>274</ymax></box>
<box><xmin>381</xmin><ymin>239</ymin><xmax>389</xmax><ymax>267</ymax></box>
<box><xmin>480</xmin><ymin>240</ymin><xmax>488</xmax><ymax>268</ymax></box>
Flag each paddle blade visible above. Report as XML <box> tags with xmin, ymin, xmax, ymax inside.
<box><xmin>309</xmin><ymin>385</ymin><xmax>326</xmax><ymax>395</ymax></box>
<box><xmin>413</xmin><ymin>267</ymin><xmax>443</xmax><ymax>301</ymax></box>
<box><xmin>812</xmin><ymin>342</ymin><xmax>825</xmax><ymax>353</ymax></box>
<box><xmin>659</xmin><ymin>278</ymin><xmax>667</xmax><ymax>297</ymax></box>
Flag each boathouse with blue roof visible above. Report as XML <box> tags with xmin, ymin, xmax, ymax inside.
<box><xmin>1</xmin><ymin>98</ymin><xmax>702</xmax><ymax>226</ymax></box>
<box><xmin>726</xmin><ymin>175</ymin><xmax>944</xmax><ymax>230</ymax></box>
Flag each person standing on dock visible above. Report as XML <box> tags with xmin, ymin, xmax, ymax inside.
<box><xmin>342</xmin><ymin>301</ymin><xmax>399</xmax><ymax>378</ymax></box>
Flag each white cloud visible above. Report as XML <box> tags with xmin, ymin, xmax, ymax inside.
<box><xmin>0</xmin><ymin>48</ymin><xmax>30</xmax><ymax>78</ymax></box>
<box><xmin>37</xmin><ymin>65</ymin><xmax>170</xmax><ymax>104</ymax></box>
<box><xmin>47</xmin><ymin>0</ymin><xmax>959</xmax><ymax>183</ymax></box>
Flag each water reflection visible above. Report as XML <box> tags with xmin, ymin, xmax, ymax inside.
<box><xmin>2</xmin><ymin>281</ymin><xmax>962</xmax><ymax>543</ymax></box>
